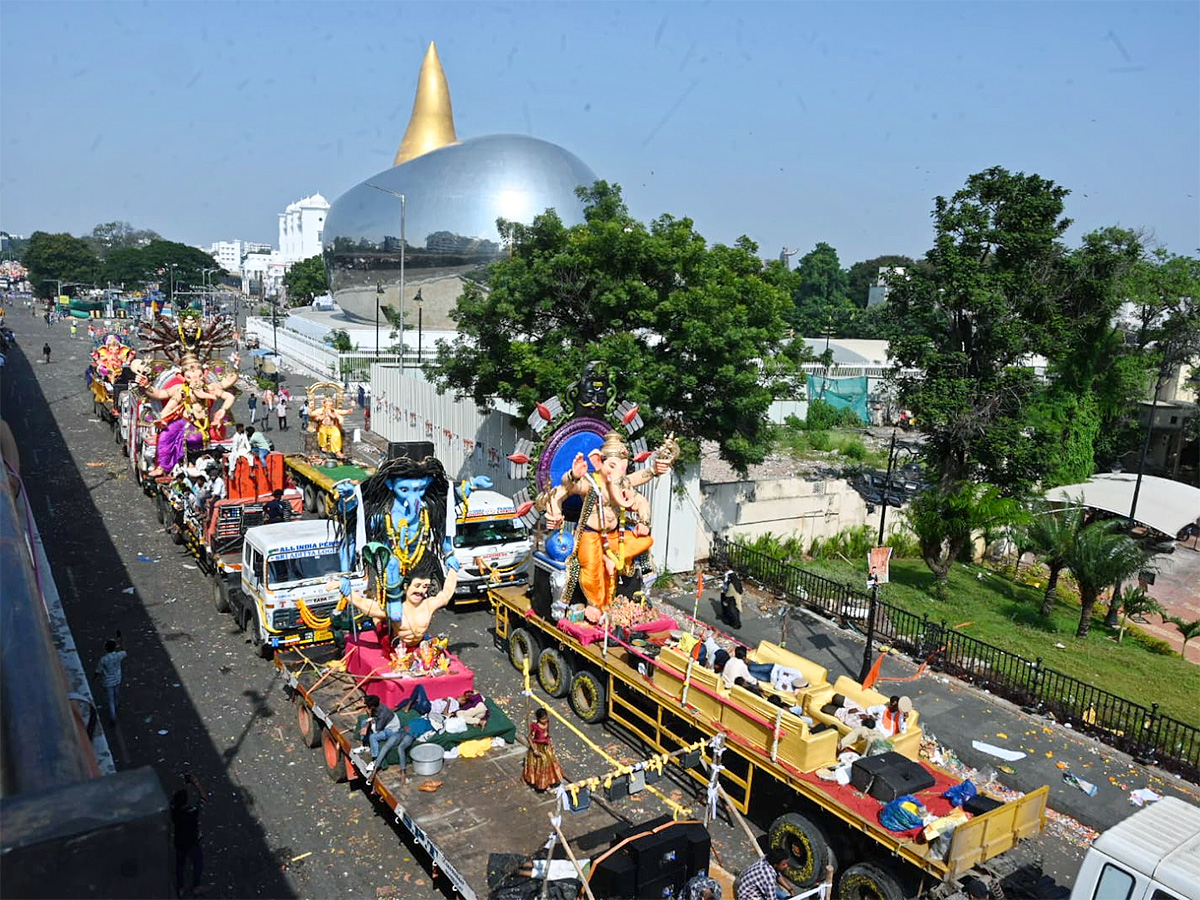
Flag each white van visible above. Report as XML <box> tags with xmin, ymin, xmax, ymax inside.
<box><xmin>451</xmin><ymin>489</ymin><xmax>532</xmax><ymax>599</ymax></box>
<box><xmin>1070</xmin><ymin>796</ymin><xmax>1200</xmax><ymax>900</ymax></box>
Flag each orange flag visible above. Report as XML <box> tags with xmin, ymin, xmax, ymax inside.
<box><xmin>862</xmin><ymin>652</ymin><xmax>886</xmax><ymax>690</ymax></box>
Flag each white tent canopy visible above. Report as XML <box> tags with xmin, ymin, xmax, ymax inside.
<box><xmin>1045</xmin><ymin>474</ymin><xmax>1200</xmax><ymax>538</ymax></box>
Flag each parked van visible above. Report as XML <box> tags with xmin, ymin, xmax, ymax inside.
<box><xmin>1069</xmin><ymin>796</ymin><xmax>1200</xmax><ymax>900</ymax></box>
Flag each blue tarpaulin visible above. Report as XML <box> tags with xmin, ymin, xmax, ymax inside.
<box><xmin>807</xmin><ymin>374</ymin><xmax>869</xmax><ymax>424</ymax></box>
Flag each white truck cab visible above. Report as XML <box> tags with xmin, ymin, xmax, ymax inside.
<box><xmin>1070</xmin><ymin>797</ymin><xmax>1200</xmax><ymax>900</ymax></box>
<box><xmin>451</xmin><ymin>489</ymin><xmax>532</xmax><ymax>599</ymax></box>
<box><xmin>236</xmin><ymin>520</ymin><xmax>367</xmax><ymax>655</ymax></box>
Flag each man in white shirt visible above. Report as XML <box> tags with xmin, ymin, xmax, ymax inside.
<box><xmin>228</xmin><ymin>423</ymin><xmax>252</xmax><ymax>475</ymax></box>
<box><xmin>720</xmin><ymin>645</ymin><xmax>752</xmax><ymax>690</ymax></box>
<box><xmin>867</xmin><ymin>695</ymin><xmax>913</xmax><ymax>737</ymax></box>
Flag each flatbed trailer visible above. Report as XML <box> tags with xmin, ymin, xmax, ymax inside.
<box><xmin>274</xmin><ymin>642</ymin><xmax>703</xmax><ymax>900</ymax></box>
<box><xmin>488</xmin><ymin>585</ymin><xmax>1049</xmax><ymax>898</ymax></box>
<box><xmin>284</xmin><ymin>454</ymin><xmax>374</xmax><ymax>518</ymax></box>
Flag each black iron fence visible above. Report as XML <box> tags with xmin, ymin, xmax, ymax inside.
<box><xmin>711</xmin><ymin>535</ymin><xmax>1200</xmax><ymax>784</ymax></box>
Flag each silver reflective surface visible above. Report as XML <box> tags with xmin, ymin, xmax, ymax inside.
<box><xmin>323</xmin><ymin>134</ymin><xmax>597</xmax><ymax>322</ymax></box>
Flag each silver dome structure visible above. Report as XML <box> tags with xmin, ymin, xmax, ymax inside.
<box><xmin>323</xmin><ymin>44</ymin><xmax>597</xmax><ymax>323</ymax></box>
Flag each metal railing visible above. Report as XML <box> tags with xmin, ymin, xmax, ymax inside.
<box><xmin>711</xmin><ymin>535</ymin><xmax>1200</xmax><ymax>783</ymax></box>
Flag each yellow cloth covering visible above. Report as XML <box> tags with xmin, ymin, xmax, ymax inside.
<box><xmin>457</xmin><ymin>737</ymin><xmax>492</xmax><ymax>759</ymax></box>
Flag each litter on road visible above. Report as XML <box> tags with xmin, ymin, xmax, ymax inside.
<box><xmin>972</xmin><ymin>740</ymin><xmax>1027</xmax><ymax>761</ymax></box>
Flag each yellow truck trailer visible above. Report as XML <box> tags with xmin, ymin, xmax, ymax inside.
<box><xmin>488</xmin><ymin>584</ymin><xmax>1049</xmax><ymax>900</ymax></box>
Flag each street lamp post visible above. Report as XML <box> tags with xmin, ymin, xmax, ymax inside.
<box><xmin>366</xmin><ymin>183</ymin><xmax>406</xmax><ymax>368</ymax></box>
<box><xmin>858</xmin><ymin>430</ymin><xmax>916</xmax><ymax>681</ymax></box>
<box><xmin>415</xmin><ymin>288</ymin><xmax>424</xmax><ymax>364</ymax></box>
<box><xmin>201</xmin><ymin>268</ymin><xmax>218</xmax><ymax>317</ymax></box>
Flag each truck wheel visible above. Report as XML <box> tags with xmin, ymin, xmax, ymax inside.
<box><xmin>569</xmin><ymin>670</ymin><xmax>607</xmax><ymax>724</ymax></box>
<box><xmin>155</xmin><ymin>494</ymin><xmax>167</xmax><ymax>524</ymax></box>
<box><xmin>303</xmin><ymin>485</ymin><xmax>318</xmax><ymax>514</ymax></box>
<box><xmin>537</xmin><ymin>646</ymin><xmax>572</xmax><ymax>698</ymax></box>
<box><xmin>212</xmin><ymin>578</ymin><xmax>231</xmax><ymax>613</ymax></box>
<box><xmin>321</xmin><ymin>729</ymin><xmax>347</xmax><ymax>783</ymax></box>
<box><xmin>837</xmin><ymin>863</ymin><xmax>905</xmax><ymax>900</ymax></box>
<box><xmin>769</xmin><ymin>811</ymin><xmax>838</xmax><ymax>889</ymax></box>
<box><xmin>508</xmin><ymin>627</ymin><xmax>539</xmax><ymax>674</ymax></box>
<box><xmin>296</xmin><ymin>696</ymin><xmax>323</xmax><ymax>748</ymax></box>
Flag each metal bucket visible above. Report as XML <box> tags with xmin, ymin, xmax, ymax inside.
<box><xmin>410</xmin><ymin>742</ymin><xmax>444</xmax><ymax>776</ymax></box>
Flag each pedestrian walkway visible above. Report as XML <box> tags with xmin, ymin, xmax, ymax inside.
<box><xmin>660</xmin><ymin>577</ymin><xmax>1200</xmax><ymax>842</ymax></box>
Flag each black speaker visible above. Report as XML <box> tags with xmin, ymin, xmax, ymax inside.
<box><xmin>532</xmin><ymin>562</ymin><xmax>555</xmax><ymax>621</ymax></box>
<box><xmin>589</xmin><ymin>847</ymin><xmax>637</xmax><ymax>900</ymax></box>
<box><xmin>852</xmin><ymin>752</ymin><xmax>936</xmax><ymax>802</ymax></box>
<box><xmin>386</xmin><ymin>440</ymin><xmax>434</xmax><ymax>461</ymax></box>
<box><xmin>964</xmin><ymin>794</ymin><xmax>1004</xmax><ymax>815</ymax></box>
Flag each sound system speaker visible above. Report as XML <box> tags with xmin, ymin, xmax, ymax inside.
<box><xmin>589</xmin><ymin>819</ymin><xmax>710</xmax><ymax>900</ymax></box>
<box><xmin>851</xmin><ymin>751</ymin><xmax>936</xmax><ymax>802</ymax></box>
<box><xmin>588</xmin><ymin>847</ymin><xmax>637</xmax><ymax>900</ymax></box>
<box><xmin>386</xmin><ymin>440</ymin><xmax>434</xmax><ymax>461</ymax></box>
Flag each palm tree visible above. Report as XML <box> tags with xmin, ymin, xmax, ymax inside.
<box><xmin>1063</xmin><ymin>521</ymin><xmax>1149</xmax><ymax>638</ymax></box>
<box><xmin>1167</xmin><ymin>616</ymin><xmax>1200</xmax><ymax>658</ymax></box>
<box><xmin>1024</xmin><ymin>504</ymin><xmax>1084</xmax><ymax>619</ymax></box>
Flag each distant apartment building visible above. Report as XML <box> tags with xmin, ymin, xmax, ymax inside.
<box><xmin>278</xmin><ymin>193</ymin><xmax>329</xmax><ymax>264</ymax></box>
<box><xmin>207</xmin><ymin>240</ymin><xmax>273</xmax><ymax>276</ymax></box>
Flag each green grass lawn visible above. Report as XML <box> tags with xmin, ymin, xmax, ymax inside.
<box><xmin>793</xmin><ymin>556</ymin><xmax>1200</xmax><ymax>728</ymax></box>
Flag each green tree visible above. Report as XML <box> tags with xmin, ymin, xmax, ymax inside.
<box><xmin>905</xmin><ymin>482</ymin><xmax>1021</xmax><ymax>597</ymax></box>
<box><xmin>846</xmin><ymin>254</ymin><xmax>915</xmax><ymax>307</ymax></box>
<box><xmin>1023</xmin><ymin>503</ymin><xmax>1084</xmax><ymax>618</ymax></box>
<box><xmin>138</xmin><ymin>240</ymin><xmax>220</xmax><ymax>303</ymax></box>
<box><xmin>1166</xmin><ymin>616</ymin><xmax>1200</xmax><ymax>658</ymax></box>
<box><xmin>24</xmin><ymin>231</ymin><xmax>101</xmax><ymax>298</ymax></box>
<box><xmin>85</xmin><ymin>221</ymin><xmax>161</xmax><ymax>258</ymax></box>
<box><xmin>100</xmin><ymin>246</ymin><xmax>153</xmax><ymax>287</ymax></box>
<box><xmin>1062</xmin><ymin>521</ymin><xmax>1148</xmax><ymax>638</ymax></box>
<box><xmin>324</xmin><ymin>329</ymin><xmax>354</xmax><ymax>351</ymax></box>
<box><xmin>887</xmin><ymin>166</ymin><xmax>1072</xmax><ymax>497</ymax></box>
<box><xmin>429</xmin><ymin>181</ymin><xmax>796</xmax><ymax>474</ymax></box>
<box><xmin>788</xmin><ymin>242</ymin><xmax>857</xmax><ymax>338</ymax></box>
<box><xmin>284</xmin><ymin>255</ymin><xmax>330</xmax><ymax>305</ymax></box>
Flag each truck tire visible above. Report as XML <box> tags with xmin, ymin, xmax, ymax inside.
<box><xmin>508</xmin><ymin>627</ymin><xmax>539</xmax><ymax>675</ymax></box>
<box><xmin>769</xmin><ymin>811</ymin><xmax>838</xmax><ymax>889</ymax></box>
<box><xmin>296</xmin><ymin>696</ymin><xmax>323</xmax><ymax>748</ymax></box>
<box><xmin>244</xmin><ymin>609</ymin><xmax>275</xmax><ymax>660</ymax></box>
<box><xmin>537</xmin><ymin>646</ymin><xmax>572</xmax><ymax>698</ymax></box>
<box><xmin>837</xmin><ymin>863</ymin><xmax>905</xmax><ymax>900</ymax></box>
<box><xmin>303</xmin><ymin>485</ymin><xmax>318</xmax><ymax>514</ymax></box>
<box><xmin>155</xmin><ymin>493</ymin><xmax>167</xmax><ymax>524</ymax></box>
<box><xmin>321</xmin><ymin>729</ymin><xmax>348</xmax><ymax>783</ymax></box>
<box><xmin>569</xmin><ymin>670</ymin><xmax>607</xmax><ymax>724</ymax></box>
<box><xmin>212</xmin><ymin>578</ymin><xmax>231</xmax><ymax>613</ymax></box>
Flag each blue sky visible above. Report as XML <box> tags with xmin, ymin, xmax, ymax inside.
<box><xmin>2</xmin><ymin>1</ymin><xmax>1197</xmax><ymax>265</ymax></box>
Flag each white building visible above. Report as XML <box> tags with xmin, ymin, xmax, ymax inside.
<box><xmin>207</xmin><ymin>240</ymin><xmax>272</xmax><ymax>276</ymax></box>
<box><xmin>241</xmin><ymin>250</ymin><xmax>289</xmax><ymax>298</ymax></box>
<box><xmin>867</xmin><ymin>266</ymin><xmax>907</xmax><ymax>307</ymax></box>
<box><xmin>278</xmin><ymin>193</ymin><xmax>329</xmax><ymax>264</ymax></box>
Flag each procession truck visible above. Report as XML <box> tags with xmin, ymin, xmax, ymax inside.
<box><xmin>486</xmin><ymin>581</ymin><xmax>1050</xmax><ymax>900</ymax></box>
<box><xmin>273</xmin><ymin>636</ymin><xmax>720</xmax><ymax>900</ymax></box>
<box><xmin>283</xmin><ymin>453</ymin><xmax>374</xmax><ymax>519</ymax></box>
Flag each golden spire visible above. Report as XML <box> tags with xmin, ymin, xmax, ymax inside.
<box><xmin>394</xmin><ymin>42</ymin><xmax>459</xmax><ymax>166</ymax></box>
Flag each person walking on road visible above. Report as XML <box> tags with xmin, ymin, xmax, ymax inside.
<box><xmin>247</xmin><ymin>392</ymin><xmax>258</xmax><ymax>424</ymax></box>
<box><xmin>299</xmin><ymin>401</ymin><xmax>309</xmax><ymax>432</ymax></box>
<box><xmin>171</xmin><ymin>772</ymin><xmax>208</xmax><ymax>897</ymax></box>
<box><xmin>261</xmin><ymin>388</ymin><xmax>274</xmax><ymax>432</ymax></box>
<box><xmin>276</xmin><ymin>395</ymin><xmax>288</xmax><ymax>431</ymax></box>
<box><xmin>70</xmin><ymin>322</ymin><xmax>77</xmax><ymax>339</ymax></box>
<box><xmin>43</xmin><ymin>342</ymin><xmax>51</xmax><ymax>364</ymax></box>
<box><xmin>94</xmin><ymin>631</ymin><xmax>127</xmax><ymax>723</ymax></box>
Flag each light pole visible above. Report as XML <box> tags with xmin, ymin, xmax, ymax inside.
<box><xmin>366</xmin><ymin>183</ymin><xmax>406</xmax><ymax>368</ymax></box>
<box><xmin>415</xmin><ymin>287</ymin><xmax>424</xmax><ymax>364</ymax></box>
<box><xmin>859</xmin><ymin>430</ymin><xmax>917</xmax><ymax>681</ymax></box>
<box><xmin>201</xmin><ymin>268</ymin><xmax>218</xmax><ymax>317</ymax></box>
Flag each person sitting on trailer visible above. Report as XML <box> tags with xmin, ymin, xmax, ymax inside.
<box><xmin>263</xmin><ymin>489</ymin><xmax>289</xmax><ymax>524</ymax></box>
<box><xmin>838</xmin><ymin>715</ymin><xmax>884</xmax><ymax>752</ymax></box>
<box><xmin>867</xmin><ymin>695</ymin><xmax>913</xmax><ymax>738</ymax></box>
<box><xmin>822</xmin><ymin>693</ymin><xmax>867</xmax><ymax>727</ymax></box>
